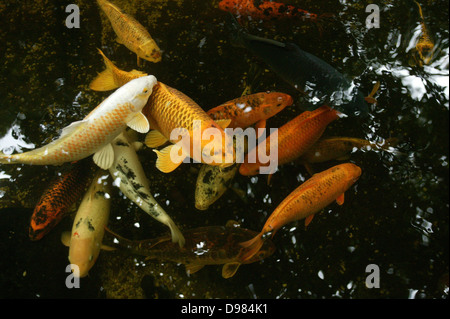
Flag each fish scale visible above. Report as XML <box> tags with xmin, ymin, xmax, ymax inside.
<box><xmin>144</xmin><ymin>83</ymin><xmax>218</xmax><ymax>136</ymax></box>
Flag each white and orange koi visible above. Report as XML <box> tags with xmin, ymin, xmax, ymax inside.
<box><xmin>0</xmin><ymin>75</ymin><xmax>157</xmax><ymax>169</ymax></box>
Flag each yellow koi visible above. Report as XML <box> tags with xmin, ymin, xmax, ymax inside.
<box><xmin>97</xmin><ymin>0</ymin><xmax>162</xmax><ymax>65</ymax></box>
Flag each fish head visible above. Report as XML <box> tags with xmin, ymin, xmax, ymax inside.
<box><xmin>199</xmin><ymin>124</ymin><xmax>236</xmax><ymax>166</ymax></box>
<box><xmin>416</xmin><ymin>41</ymin><xmax>434</xmax><ymax>65</ymax></box>
<box><xmin>137</xmin><ymin>39</ymin><xmax>162</xmax><ymax>63</ymax></box>
<box><xmin>128</xmin><ymin>75</ymin><xmax>158</xmax><ymax>110</ymax></box>
<box><xmin>68</xmin><ymin>237</ymin><xmax>101</xmax><ymax>278</ymax></box>
<box><xmin>261</xmin><ymin>93</ymin><xmax>293</xmax><ymax>118</ymax></box>
<box><xmin>343</xmin><ymin>163</ymin><xmax>362</xmax><ymax>184</ymax></box>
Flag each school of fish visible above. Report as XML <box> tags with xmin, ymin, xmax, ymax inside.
<box><xmin>0</xmin><ymin>0</ymin><xmax>409</xmax><ymax>283</ymax></box>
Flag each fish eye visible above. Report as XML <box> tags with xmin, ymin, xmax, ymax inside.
<box><xmin>143</xmin><ymin>88</ymin><xmax>149</xmax><ymax>94</ymax></box>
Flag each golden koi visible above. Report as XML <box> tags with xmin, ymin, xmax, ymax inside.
<box><xmin>62</xmin><ymin>171</ymin><xmax>113</xmax><ymax>278</ymax></box>
<box><xmin>0</xmin><ymin>75</ymin><xmax>157</xmax><ymax>169</ymax></box>
<box><xmin>143</xmin><ymin>82</ymin><xmax>235</xmax><ymax>173</ymax></box>
<box><xmin>109</xmin><ymin>130</ymin><xmax>185</xmax><ymax>246</ymax></box>
<box><xmin>414</xmin><ymin>1</ymin><xmax>434</xmax><ymax>66</ymax></box>
<box><xmin>97</xmin><ymin>0</ymin><xmax>161</xmax><ymax>65</ymax></box>
<box><xmin>239</xmin><ymin>163</ymin><xmax>362</xmax><ymax>262</ymax></box>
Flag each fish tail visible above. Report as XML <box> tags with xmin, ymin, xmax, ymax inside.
<box><xmin>89</xmin><ymin>49</ymin><xmax>119</xmax><ymax>91</ymax></box>
<box><xmin>238</xmin><ymin>231</ymin><xmax>265</xmax><ymax>262</ymax></box>
<box><xmin>165</xmin><ymin>217</ymin><xmax>186</xmax><ymax>248</ymax></box>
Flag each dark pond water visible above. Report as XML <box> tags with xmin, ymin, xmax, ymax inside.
<box><xmin>0</xmin><ymin>0</ymin><xmax>448</xmax><ymax>300</ymax></box>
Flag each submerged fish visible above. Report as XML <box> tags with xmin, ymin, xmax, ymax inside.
<box><xmin>239</xmin><ymin>163</ymin><xmax>362</xmax><ymax>262</ymax></box>
<box><xmin>239</xmin><ymin>105</ymin><xmax>340</xmax><ymax>177</ymax></box>
<box><xmin>299</xmin><ymin>136</ymin><xmax>399</xmax><ymax>164</ymax></box>
<box><xmin>90</xmin><ymin>48</ymin><xmax>147</xmax><ymax>91</ymax></box>
<box><xmin>109</xmin><ymin>130</ymin><xmax>185</xmax><ymax>247</ymax></box>
<box><xmin>0</xmin><ymin>75</ymin><xmax>157</xmax><ymax>169</ymax></box>
<box><xmin>207</xmin><ymin>92</ymin><xmax>293</xmax><ymax>131</ymax></box>
<box><xmin>96</xmin><ymin>0</ymin><xmax>162</xmax><ymax>64</ymax></box>
<box><xmin>62</xmin><ymin>170</ymin><xmax>113</xmax><ymax>278</ymax></box>
<box><xmin>414</xmin><ymin>1</ymin><xmax>435</xmax><ymax>66</ymax></box>
<box><xmin>219</xmin><ymin>0</ymin><xmax>321</xmax><ymax>22</ymax></box>
<box><xmin>106</xmin><ymin>220</ymin><xmax>276</xmax><ymax>278</ymax></box>
<box><xmin>229</xmin><ymin>17</ymin><xmax>369</xmax><ymax>117</ymax></box>
<box><xmin>143</xmin><ymin>82</ymin><xmax>235</xmax><ymax>173</ymax></box>
<box><xmin>29</xmin><ymin>159</ymin><xmax>94</xmax><ymax>241</ymax></box>
<box><xmin>195</xmin><ymin>163</ymin><xmax>239</xmax><ymax>210</ymax></box>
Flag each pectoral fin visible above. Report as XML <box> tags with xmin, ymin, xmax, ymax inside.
<box><xmin>145</xmin><ymin>130</ymin><xmax>168</xmax><ymax>148</ymax></box>
<box><xmin>215</xmin><ymin>119</ymin><xmax>232</xmax><ymax>129</ymax></box>
<box><xmin>61</xmin><ymin>231</ymin><xmax>71</xmax><ymax>247</ymax></box>
<box><xmin>336</xmin><ymin>193</ymin><xmax>345</xmax><ymax>205</ymax></box>
<box><xmin>222</xmin><ymin>262</ymin><xmax>241</xmax><ymax>279</ymax></box>
<box><xmin>153</xmin><ymin>144</ymin><xmax>186</xmax><ymax>173</ymax></box>
<box><xmin>93</xmin><ymin>143</ymin><xmax>115</xmax><ymax>169</ymax></box>
<box><xmin>185</xmin><ymin>263</ymin><xmax>204</xmax><ymax>275</ymax></box>
<box><xmin>127</xmin><ymin>112</ymin><xmax>150</xmax><ymax>133</ymax></box>
<box><xmin>305</xmin><ymin>214</ymin><xmax>314</xmax><ymax>228</ymax></box>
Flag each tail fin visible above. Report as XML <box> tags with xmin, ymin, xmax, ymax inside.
<box><xmin>165</xmin><ymin>217</ymin><xmax>186</xmax><ymax>248</ymax></box>
<box><xmin>238</xmin><ymin>231</ymin><xmax>265</xmax><ymax>262</ymax></box>
<box><xmin>89</xmin><ymin>49</ymin><xmax>119</xmax><ymax>91</ymax></box>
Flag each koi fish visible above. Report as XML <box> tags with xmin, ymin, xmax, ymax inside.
<box><xmin>0</xmin><ymin>75</ymin><xmax>157</xmax><ymax>169</ymax></box>
<box><xmin>90</xmin><ymin>48</ymin><xmax>147</xmax><ymax>91</ymax></box>
<box><xmin>29</xmin><ymin>159</ymin><xmax>94</xmax><ymax>241</ymax></box>
<box><xmin>229</xmin><ymin>16</ymin><xmax>369</xmax><ymax>117</ymax></box>
<box><xmin>61</xmin><ymin>171</ymin><xmax>113</xmax><ymax>278</ymax></box>
<box><xmin>105</xmin><ymin>220</ymin><xmax>276</xmax><ymax>278</ymax></box>
<box><xmin>299</xmin><ymin>136</ymin><xmax>399</xmax><ymax>164</ymax></box>
<box><xmin>109</xmin><ymin>130</ymin><xmax>185</xmax><ymax>247</ymax></box>
<box><xmin>96</xmin><ymin>0</ymin><xmax>162</xmax><ymax>65</ymax></box>
<box><xmin>28</xmin><ymin>160</ymin><xmax>92</xmax><ymax>241</ymax></box>
<box><xmin>143</xmin><ymin>82</ymin><xmax>235</xmax><ymax>173</ymax></box>
<box><xmin>219</xmin><ymin>0</ymin><xmax>321</xmax><ymax>22</ymax></box>
<box><xmin>239</xmin><ymin>105</ymin><xmax>340</xmax><ymax>177</ymax></box>
<box><xmin>414</xmin><ymin>1</ymin><xmax>435</xmax><ymax>66</ymax></box>
<box><xmin>195</xmin><ymin>163</ymin><xmax>239</xmax><ymax>210</ymax></box>
<box><xmin>239</xmin><ymin>163</ymin><xmax>361</xmax><ymax>262</ymax></box>
<box><xmin>207</xmin><ymin>92</ymin><xmax>293</xmax><ymax>131</ymax></box>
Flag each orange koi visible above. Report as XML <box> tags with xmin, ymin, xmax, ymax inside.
<box><xmin>219</xmin><ymin>0</ymin><xmax>320</xmax><ymax>22</ymax></box>
<box><xmin>239</xmin><ymin>105</ymin><xmax>340</xmax><ymax>177</ymax></box>
<box><xmin>143</xmin><ymin>83</ymin><xmax>235</xmax><ymax>173</ymax></box>
<box><xmin>239</xmin><ymin>163</ymin><xmax>362</xmax><ymax>262</ymax></box>
<box><xmin>414</xmin><ymin>1</ymin><xmax>434</xmax><ymax>66</ymax></box>
<box><xmin>207</xmin><ymin>92</ymin><xmax>293</xmax><ymax>131</ymax></box>
<box><xmin>29</xmin><ymin>159</ymin><xmax>94</xmax><ymax>241</ymax></box>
